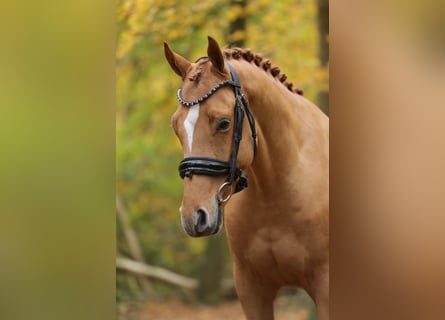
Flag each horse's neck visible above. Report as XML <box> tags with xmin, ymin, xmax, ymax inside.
<box><xmin>233</xmin><ymin>60</ymin><xmax>329</xmax><ymax>199</ymax></box>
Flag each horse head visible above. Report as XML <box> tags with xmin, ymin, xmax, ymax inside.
<box><xmin>164</xmin><ymin>37</ymin><xmax>256</xmax><ymax>237</ymax></box>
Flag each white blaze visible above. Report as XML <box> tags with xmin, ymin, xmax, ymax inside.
<box><xmin>183</xmin><ymin>104</ymin><xmax>200</xmax><ymax>152</ymax></box>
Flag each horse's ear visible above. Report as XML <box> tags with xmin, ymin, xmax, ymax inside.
<box><xmin>207</xmin><ymin>36</ymin><xmax>225</xmax><ymax>73</ymax></box>
<box><xmin>164</xmin><ymin>42</ymin><xmax>191</xmax><ymax>78</ymax></box>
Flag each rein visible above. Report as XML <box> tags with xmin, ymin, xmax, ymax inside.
<box><xmin>177</xmin><ymin>61</ymin><xmax>257</xmax><ymax>204</ymax></box>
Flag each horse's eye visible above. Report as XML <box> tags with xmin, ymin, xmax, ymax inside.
<box><xmin>216</xmin><ymin>119</ymin><xmax>231</xmax><ymax>132</ymax></box>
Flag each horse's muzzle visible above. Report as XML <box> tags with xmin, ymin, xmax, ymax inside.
<box><xmin>180</xmin><ymin>204</ymin><xmax>223</xmax><ymax>237</ymax></box>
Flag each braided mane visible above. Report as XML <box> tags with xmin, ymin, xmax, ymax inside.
<box><xmin>223</xmin><ymin>48</ymin><xmax>304</xmax><ymax>96</ymax></box>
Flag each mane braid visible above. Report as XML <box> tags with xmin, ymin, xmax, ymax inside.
<box><xmin>223</xmin><ymin>48</ymin><xmax>304</xmax><ymax>96</ymax></box>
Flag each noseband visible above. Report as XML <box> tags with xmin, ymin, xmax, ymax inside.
<box><xmin>177</xmin><ymin>61</ymin><xmax>257</xmax><ymax>204</ymax></box>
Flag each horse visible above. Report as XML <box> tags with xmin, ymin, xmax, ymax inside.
<box><xmin>164</xmin><ymin>36</ymin><xmax>329</xmax><ymax>320</ymax></box>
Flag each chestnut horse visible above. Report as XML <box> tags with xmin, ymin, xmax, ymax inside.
<box><xmin>164</xmin><ymin>37</ymin><xmax>329</xmax><ymax>320</ymax></box>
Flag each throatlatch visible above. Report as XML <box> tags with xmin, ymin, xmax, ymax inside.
<box><xmin>176</xmin><ymin>61</ymin><xmax>256</xmax><ymax>203</ymax></box>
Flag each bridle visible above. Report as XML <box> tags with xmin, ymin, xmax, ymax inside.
<box><xmin>177</xmin><ymin>60</ymin><xmax>257</xmax><ymax>204</ymax></box>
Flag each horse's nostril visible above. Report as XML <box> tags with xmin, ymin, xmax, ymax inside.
<box><xmin>195</xmin><ymin>208</ymin><xmax>208</xmax><ymax>233</ymax></box>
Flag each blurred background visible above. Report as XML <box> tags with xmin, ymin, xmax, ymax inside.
<box><xmin>116</xmin><ymin>0</ymin><xmax>328</xmax><ymax>318</ymax></box>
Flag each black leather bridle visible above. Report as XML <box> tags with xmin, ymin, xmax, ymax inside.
<box><xmin>177</xmin><ymin>61</ymin><xmax>257</xmax><ymax>204</ymax></box>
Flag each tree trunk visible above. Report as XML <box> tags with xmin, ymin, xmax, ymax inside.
<box><xmin>226</xmin><ymin>0</ymin><xmax>247</xmax><ymax>47</ymax></box>
<box><xmin>316</xmin><ymin>0</ymin><xmax>329</xmax><ymax>115</ymax></box>
<box><xmin>197</xmin><ymin>233</ymin><xmax>228</xmax><ymax>303</ymax></box>
<box><xmin>116</xmin><ymin>195</ymin><xmax>155</xmax><ymax>296</ymax></box>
